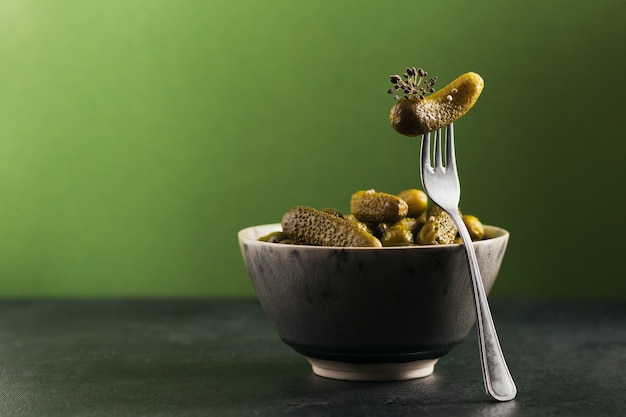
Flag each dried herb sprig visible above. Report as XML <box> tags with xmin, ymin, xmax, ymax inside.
<box><xmin>387</xmin><ymin>67</ymin><xmax>437</xmax><ymax>100</ymax></box>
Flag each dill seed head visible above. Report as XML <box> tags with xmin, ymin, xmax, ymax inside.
<box><xmin>387</xmin><ymin>65</ymin><xmax>437</xmax><ymax>100</ymax></box>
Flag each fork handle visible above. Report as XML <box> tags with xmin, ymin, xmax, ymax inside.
<box><xmin>450</xmin><ymin>212</ymin><xmax>517</xmax><ymax>402</ymax></box>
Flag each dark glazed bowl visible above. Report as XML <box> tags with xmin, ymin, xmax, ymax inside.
<box><xmin>238</xmin><ymin>223</ymin><xmax>509</xmax><ymax>381</ymax></box>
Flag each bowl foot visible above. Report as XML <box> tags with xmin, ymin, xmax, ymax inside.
<box><xmin>306</xmin><ymin>357</ymin><xmax>439</xmax><ymax>381</ymax></box>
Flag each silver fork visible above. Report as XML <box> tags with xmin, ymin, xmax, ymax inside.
<box><xmin>420</xmin><ymin>123</ymin><xmax>517</xmax><ymax>402</ymax></box>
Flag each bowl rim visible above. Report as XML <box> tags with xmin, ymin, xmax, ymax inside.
<box><xmin>238</xmin><ymin>223</ymin><xmax>509</xmax><ymax>250</ymax></box>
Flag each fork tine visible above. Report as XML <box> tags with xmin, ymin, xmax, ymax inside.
<box><xmin>421</xmin><ymin>131</ymin><xmax>431</xmax><ymax>170</ymax></box>
<box><xmin>433</xmin><ymin>128</ymin><xmax>443</xmax><ymax>169</ymax></box>
<box><xmin>445</xmin><ymin>123</ymin><xmax>456</xmax><ymax>170</ymax></box>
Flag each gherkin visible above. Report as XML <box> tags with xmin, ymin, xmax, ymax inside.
<box><xmin>350</xmin><ymin>190</ymin><xmax>408</xmax><ymax>224</ymax></box>
<box><xmin>281</xmin><ymin>206</ymin><xmax>382</xmax><ymax>247</ymax></box>
<box><xmin>415</xmin><ymin>204</ymin><xmax>458</xmax><ymax>245</ymax></box>
<box><xmin>261</xmin><ymin>188</ymin><xmax>484</xmax><ymax>248</ymax></box>
<box><xmin>380</xmin><ymin>217</ymin><xmax>420</xmax><ymax>247</ymax></box>
<box><xmin>389</xmin><ymin>72</ymin><xmax>484</xmax><ymax>136</ymax></box>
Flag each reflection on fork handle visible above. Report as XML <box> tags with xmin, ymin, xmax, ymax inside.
<box><xmin>451</xmin><ymin>211</ymin><xmax>517</xmax><ymax>402</ymax></box>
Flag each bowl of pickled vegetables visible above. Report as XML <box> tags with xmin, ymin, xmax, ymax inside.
<box><xmin>238</xmin><ymin>188</ymin><xmax>509</xmax><ymax>381</ymax></box>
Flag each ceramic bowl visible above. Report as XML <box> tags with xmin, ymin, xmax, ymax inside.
<box><xmin>238</xmin><ymin>223</ymin><xmax>509</xmax><ymax>381</ymax></box>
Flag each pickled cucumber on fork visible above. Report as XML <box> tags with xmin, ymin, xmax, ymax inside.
<box><xmin>388</xmin><ymin>68</ymin><xmax>484</xmax><ymax>136</ymax></box>
<box><xmin>281</xmin><ymin>205</ymin><xmax>382</xmax><ymax>247</ymax></box>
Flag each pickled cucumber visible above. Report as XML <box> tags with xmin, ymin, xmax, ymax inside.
<box><xmin>281</xmin><ymin>206</ymin><xmax>382</xmax><ymax>247</ymax></box>
<box><xmin>350</xmin><ymin>190</ymin><xmax>408</xmax><ymax>224</ymax></box>
<box><xmin>261</xmin><ymin>188</ymin><xmax>484</xmax><ymax>247</ymax></box>
<box><xmin>415</xmin><ymin>204</ymin><xmax>458</xmax><ymax>245</ymax></box>
<box><xmin>390</xmin><ymin>72</ymin><xmax>484</xmax><ymax>136</ymax></box>
<box><xmin>344</xmin><ymin>214</ymin><xmax>375</xmax><ymax>235</ymax></box>
<box><xmin>380</xmin><ymin>217</ymin><xmax>420</xmax><ymax>247</ymax></box>
<box><xmin>258</xmin><ymin>231</ymin><xmax>290</xmax><ymax>243</ymax></box>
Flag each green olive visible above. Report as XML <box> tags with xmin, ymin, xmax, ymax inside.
<box><xmin>397</xmin><ymin>189</ymin><xmax>428</xmax><ymax>218</ymax></box>
<box><xmin>462</xmin><ymin>214</ymin><xmax>485</xmax><ymax>241</ymax></box>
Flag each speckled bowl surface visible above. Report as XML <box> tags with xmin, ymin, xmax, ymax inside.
<box><xmin>238</xmin><ymin>223</ymin><xmax>509</xmax><ymax>381</ymax></box>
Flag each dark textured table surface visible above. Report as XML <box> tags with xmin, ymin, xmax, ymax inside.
<box><xmin>0</xmin><ymin>298</ymin><xmax>624</xmax><ymax>416</ymax></box>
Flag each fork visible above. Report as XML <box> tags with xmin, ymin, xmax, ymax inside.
<box><xmin>420</xmin><ymin>123</ymin><xmax>517</xmax><ymax>402</ymax></box>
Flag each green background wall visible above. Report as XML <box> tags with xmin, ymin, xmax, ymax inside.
<box><xmin>1</xmin><ymin>1</ymin><xmax>624</xmax><ymax>297</ymax></box>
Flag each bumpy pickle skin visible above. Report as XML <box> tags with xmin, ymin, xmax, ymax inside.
<box><xmin>263</xmin><ymin>186</ymin><xmax>483</xmax><ymax>247</ymax></box>
<box><xmin>344</xmin><ymin>214</ymin><xmax>375</xmax><ymax>235</ymax></box>
<box><xmin>350</xmin><ymin>190</ymin><xmax>409</xmax><ymax>224</ymax></box>
<box><xmin>381</xmin><ymin>225</ymin><xmax>413</xmax><ymax>247</ymax></box>
<box><xmin>281</xmin><ymin>206</ymin><xmax>382</xmax><ymax>247</ymax></box>
<box><xmin>380</xmin><ymin>217</ymin><xmax>420</xmax><ymax>247</ymax></box>
<box><xmin>390</xmin><ymin>72</ymin><xmax>484</xmax><ymax>136</ymax></box>
<box><xmin>415</xmin><ymin>204</ymin><xmax>458</xmax><ymax>245</ymax></box>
